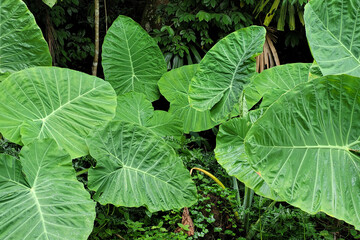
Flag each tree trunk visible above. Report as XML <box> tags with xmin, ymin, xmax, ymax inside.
<box><xmin>92</xmin><ymin>0</ymin><xmax>100</xmax><ymax>76</ymax></box>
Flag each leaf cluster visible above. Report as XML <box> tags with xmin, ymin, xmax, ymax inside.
<box><xmin>152</xmin><ymin>0</ymin><xmax>254</xmax><ymax>69</ymax></box>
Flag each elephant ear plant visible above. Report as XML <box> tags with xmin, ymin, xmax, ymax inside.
<box><xmin>0</xmin><ymin>2</ymin><xmax>197</xmax><ymax>239</ymax></box>
<box><xmin>0</xmin><ymin>139</ymin><xmax>95</xmax><ymax>239</ymax></box>
<box><xmin>205</xmin><ymin>0</ymin><xmax>360</xmax><ymax>231</ymax></box>
<box><xmin>245</xmin><ymin>75</ymin><xmax>360</xmax><ymax>230</ymax></box>
<box><xmin>189</xmin><ymin>26</ymin><xmax>266</xmax><ymax>123</ymax></box>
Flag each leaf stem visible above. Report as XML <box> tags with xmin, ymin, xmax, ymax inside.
<box><xmin>190</xmin><ymin>167</ymin><xmax>226</xmax><ymax>189</ymax></box>
<box><xmin>76</xmin><ymin>168</ymin><xmax>89</xmax><ymax>176</ymax></box>
<box><xmin>243</xmin><ymin>186</ymin><xmax>254</xmax><ymax>233</ymax></box>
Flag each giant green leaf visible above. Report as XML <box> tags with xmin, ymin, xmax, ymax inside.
<box><xmin>189</xmin><ymin>26</ymin><xmax>266</xmax><ymax>122</ymax></box>
<box><xmin>0</xmin><ymin>0</ymin><xmax>51</xmax><ymax>81</ymax></box>
<box><xmin>87</xmin><ymin>121</ymin><xmax>197</xmax><ymax>212</ymax></box>
<box><xmin>245</xmin><ymin>75</ymin><xmax>360</xmax><ymax>229</ymax></box>
<box><xmin>0</xmin><ymin>139</ymin><xmax>95</xmax><ymax>239</ymax></box>
<box><xmin>102</xmin><ymin>15</ymin><xmax>167</xmax><ymax>101</ymax></box>
<box><xmin>114</xmin><ymin>92</ymin><xmax>183</xmax><ymax>139</ymax></box>
<box><xmin>251</xmin><ymin>63</ymin><xmax>311</xmax><ymax>107</ymax></box>
<box><xmin>305</xmin><ymin>0</ymin><xmax>360</xmax><ymax>77</ymax></box>
<box><xmin>158</xmin><ymin>65</ymin><xmax>216</xmax><ymax>133</ymax></box>
<box><xmin>215</xmin><ymin>110</ymin><xmax>280</xmax><ymax>200</ymax></box>
<box><xmin>0</xmin><ymin>67</ymin><xmax>117</xmax><ymax>158</ymax></box>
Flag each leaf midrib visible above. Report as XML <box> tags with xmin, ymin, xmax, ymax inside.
<box><xmin>30</xmin><ymin>188</ymin><xmax>50</xmax><ymax>240</ymax></box>
<box><xmin>121</xmin><ymin>22</ymin><xmax>136</xmax><ymax>91</ymax></box>
<box><xmin>253</xmin><ymin>144</ymin><xmax>353</xmax><ymax>150</ymax></box>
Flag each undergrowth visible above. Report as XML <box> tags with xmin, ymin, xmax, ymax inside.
<box><xmin>1</xmin><ymin>135</ymin><xmax>360</xmax><ymax>239</ymax></box>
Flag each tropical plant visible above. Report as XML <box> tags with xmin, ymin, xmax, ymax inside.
<box><xmin>158</xmin><ymin>65</ymin><xmax>216</xmax><ymax>133</ymax></box>
<box><xmin>188</xmin><ymin>25</ymin><xmax>266</xmax><ymax>123</ymax></box>
<box><xmin>87</xmin><ymin>121</ymin><xmax>197</xmax><ymax>212</ymax></box>
<box><xmin>0</xmin><ymin>67</ymin><xmax>117</xmax><ymax>158</ymax></box>
<box><xmin>0</xmin><ymin>1</ymin><xmax>197</xmax><ymax>239</ymax></box>
<box><xmin>187</xmin><ymin>0</ymin><xmax>360</xmax><ymax>231</ymax></box>
<box><xmin>0</xmin><ymin>139</ymin><xmax>96</xmax><ymax>239</ymax></box>
<box><xmin>3</xmin><ymin>0</ymin><xmax>360</xmax><ymax>238</ymax></box>
<box><xmin>244</xmin><ymin>0</ymin><xmax>360</xmax><ymax>230</ymax></box>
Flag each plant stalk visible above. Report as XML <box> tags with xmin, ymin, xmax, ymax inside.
<box><xmin>190</xmin><ymin>167</ymin><xmax>226</xmax><ymax>189</ymax></box>
<box><xmin>243</xmin><ymin>186</ymin><xmax>254</xmax><ymax>234</ymax></box>
<box><xmin>233</xmin><ymin>177</ymin><xmax>241</xmax><ymax>207</ymax></box>
<box><xmin>76</xmin><ymin>168</ymin><xmax>89</xmax><ymax>176</ymax></box>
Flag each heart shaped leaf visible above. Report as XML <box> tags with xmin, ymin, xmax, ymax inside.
<box><xmin>0</xmin><ymin>139</ymin><xmax>95</xmax><ymax>239</ymax></box>
<box><xmin>249</xmin><ymin>63</ymin><xmax>311</xmax><ymax>107</ymax></box>
<box><xmin>102</xmin><ymin>15</ymin><xmax>167</xmax><ymax>101</ymax></box>
<box><xmin>87</xmin><ymin>121</ymin><xmax>197</xmax><ymax>212</ymax></box>
<box><xmin>245</xmin><ymin>75</ymin><xmax>360</xmax><ymax>229</ymax></box>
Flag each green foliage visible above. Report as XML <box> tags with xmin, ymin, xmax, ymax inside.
<box><xmin>247</xmin><ymin>197</ymin><xmax>356</xmax><ymax>240</ymax></box>
<box><xmin>0</xmin><ymin>139</ymin><xmax>21</xmax><ymax>158</ymax></box>
<box><xmin>152</xmin><ymin>0</ymin><xmax>254</xmax><ymax>69</ymax></box>
<box><xmin>304</xmin><ymin>0</ymin><xmax>360</xmax><ymax>77</ymax></box>
<box><xmin>244</xmin><ymin>63</ymin><xmax>311</xmax><ymax>109</ymax></box>
<box><xmin>244</xmin><ymin>0</ymin><xmax>360</xmax><ymax>230</ymax></box>
<box><xmin>102</xmin><ymin>15</ymin><xmax>167</xmax><ymax>100</ymax></box>
<box><xmin>0</xmin><ymin>67</ymin><xmax>117</xmax><ymax>158</ymax></box>
<box><xmin>180</xmin><ymin>0</ymin><xmax>360</xmax><ymax>232</ymax></box>
<box><xmin>253</xmin><ymin>0</ymin><xmax>308</xmax><ymax>31</ymax></box>
<box><xmin>114</xmin><ymin>92</ymin><xmax>183</xmax><ymax>140</ymax></box>
<box><xmin>189</xmin><ymin>175</ymin><xmax>241</xmax><ymax>239</ymax></box>
<box><xmin>215</xmin><ymin>113</ymin><xmax>281</xmax><ymax>200</ymax></box>
<box><xmin>158</xmin><ymin>65</ymin><xmax>216</xmax><ymax>133</ymax></box>
<box><xmin>42</xmin><ymin>0</ymin><xmax>57</xmax><ymax>8</ymax></box>
<box><xmin>49</xmin><ymin>0</ymin><xmax>94</xmax><ymax>69</ymax></box>
<box><xmin>0</xmin><ymin>0</ymin><xmax>51</xmax><ymax>80</ymax></box>
<box><xmin>24</xmin><ymin>0</ymin><xmax>94</xmax><ymax>71</ymax></box>
<box><xmin>89</xmin><ymin>205</ymin><xmax>188</xmax><ymax>240</ymax></box>
<box><xmin>3</xmin><ymin>0</ymin><xmax>360</xmax><ymax>238</ymax></box>
<box><xmin>189</xmin><ymin>26</ymin><xmax>266</xmax><ymax>122</ymax></box>
<box><xmin>88</xmin><ymin>167</ymin><xmax>240</xmax><ymax>240</ymax></box>
<box><xmin>245</xmin><ymin>75</ymin><xmax>360</xmax><ymax>230</ymax></box>
<box><xmin>86</xmin><ymin>121</ymin><xmax>197</xmax><ymax>211</ymax></box>
<box><xmin>0</xmin><ymin>6</ymin><xmax>197</xmax><ymax>239</ymax></box>
<box><xmin>0</xmin><ymin>139</ymin><xmax>96</xmax><ymax>239</ymax></box>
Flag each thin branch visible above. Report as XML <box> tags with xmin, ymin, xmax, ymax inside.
<box><xmin>92</xmin><ymin>0</ymin><xmax>100</xmax><ymax>76</ymax></box>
